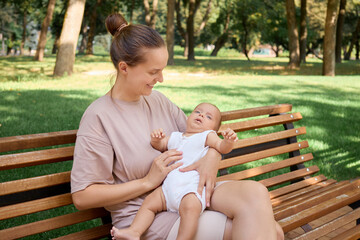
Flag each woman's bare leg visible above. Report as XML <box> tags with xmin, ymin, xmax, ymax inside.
<box><xmin>176</xmin><ymin>193</ymin><xmax>202</xmax><ymax>240</ymax></box>
<box><xmin>209</xmin><ymin>181</ymin><xmax>283</xmax><ymax>240</ymax></box>
<box><xmin>111</xmin><ymin>187</ymin><xmax>167</xmax><ymax>240</ymax></box>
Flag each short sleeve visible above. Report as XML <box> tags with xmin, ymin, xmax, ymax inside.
<box><xmin>71</xmin><ymin>135</ymin><xmax>115</xmax><ymax>193</ymax></box>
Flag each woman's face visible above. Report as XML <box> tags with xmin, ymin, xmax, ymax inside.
<box><xmin>123</xmin><ymin>46</ymin><xmax>168</xmax><ymax>101</ymax></box>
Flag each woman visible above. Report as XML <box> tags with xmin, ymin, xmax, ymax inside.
<box><xmin>71</xmin><ymin>13</ymin><xmax>284</xmax><ymax>240</ymax></box>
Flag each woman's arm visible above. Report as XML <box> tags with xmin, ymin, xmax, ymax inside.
<box><xmin>72</xmin><ymin>149</ymin><xmax>183</xmax><ymax>210</ymax></box>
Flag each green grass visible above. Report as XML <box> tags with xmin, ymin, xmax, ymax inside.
<box><xmin>0</xmin><ymin>49</ymin><xmax>359</xmax><ymax>238</ymax></box>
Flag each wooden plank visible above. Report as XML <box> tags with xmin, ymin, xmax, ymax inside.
<box><xmin>272</xmin><ymin>180</ymin><xmax>340</xmax><ymax>209</ymax></box>
<box><xmin>274</xmin><ymin>181</ymin><xmax>359</xmax><ymax>220</ymax></box>
<box><xmin>330</xmin><ymin>225</ymin><xmax>360</xmax><ymax>240</ymax></box>
<box><xmin>228</xmin><ymin>127</ymin><xmax>306</xmax><ymax>149</ymax></box>
<box><xmin>258</xmin><ymin>166</ymin><xmax>320</xmax><ymax>188</ymax></box>
<box><xmin>293</xmin><ymin>208</ymin><xmax>360</xmax><ymax>240</ymax></box>
<box><xmin>269</xmin><ymin>175</ymin><xmax>328</xmax><ymax>200</ymax></box>
<box><xmin>0</xmin><ymin>193</ymin><xmax>73</xmax><ymax>220</ymax></box>
<box><xmin>279</xmin><ymin>186</ymin><xmax>360</xmax><ymax>233</ymax></box>
<box><xmin>219</xmin><ymin>141</ymin><xmax>309</xmax><ymax>170</ymax></box>
<box><xmin>53</xmin><ymin>224</ymin><xmax>112</xmax><ymax>240</ymax></box>
<box><xmin>0</xmin><ymin>172</ymin><xmax>70</xmax><ymax>196</ymax></box>
<box><xmin>0</xmin><ymin>208</ymin><xmax>109</xmax><ymax>239</ymax></box>
<box><xmin>0</xmin><ymin>146</ymin><xmax>74</xmax><ymax>170</ymax></box>
<box><xmin>219</xmin><ymin>112</ymin><xmax>302</xmax><ymax>133</ymax></box>
<box><xmin>220</xmin><ymin>104</ymin><xmax>292</xmax><ymax>121</ymax></box>
<box><xmin>217</xmin><ymin>153</ymin><xmax>313</xmax><ymax>182</ymax></box>
<box><xmin>0</xmin><ymin>130</ymin><xmax>77</xmax><ymax>153</ymax></box>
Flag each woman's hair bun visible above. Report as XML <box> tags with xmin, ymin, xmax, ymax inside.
<box><xmin>105</xmin><ymin>13</ymin><xmax>128</xmax><ymax>36</ymax></box>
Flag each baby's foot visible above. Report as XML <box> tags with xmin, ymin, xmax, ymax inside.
<box><xmin>111</xmin><ymin>226</ymin><xmax>140</xmax><ymax>240</ymax></box>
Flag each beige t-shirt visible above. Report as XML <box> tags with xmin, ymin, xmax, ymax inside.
<box><xmin>71</xmin><ymin>90</ymin><xmax>187</xmax><ymax>239</ymax></box>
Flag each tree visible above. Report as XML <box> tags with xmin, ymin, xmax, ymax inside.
<box><xmin>53</xmin><ymin>0</ymin><xmax>86</xmax><ymax>77</ymax></box>
<box><xmin>285</xmin><ymin>0</ymin><xmax>300</xmax><ymax>68</ymax></box>
<box><xmin>166</xmin><ymin>0</ymin><xmax>176</xmax><ymax>65</ymax></box>
<box><xmin>344</xmin><ymin>16</ymin><xmax>360</xmax><ymax>60</ymax></box>
<box><xmin>299</xmin><ymin>0</ymin><xmax>307</xmax><ymax>63</ymax></box>
<box><xmin>187</xmin><ymin>0</ymin><xmax>201</xmax><ymax>61</ymax></box>
<box><xmin>34</xmin><ymin>0</ymin><xmax>56</xmax><ymax>61</ymax></box>
<box><xmin>86</xmin><ymin>0</ymin><xmax>102</xmax><ymax>55</ymax></box>
<box><xmin>144</xmin><ymin>0</ymin><xmax>158</xmax><ymax>29</ymax></box>
<box><xmin>335</xmin><ymin>0</ymin><xmax>346</xmax><ymax>63</ymax></box>
<box><xmin>323</xmin><ymin>0</ymin><xmax>340</xmax><ymax>76</ymax></box>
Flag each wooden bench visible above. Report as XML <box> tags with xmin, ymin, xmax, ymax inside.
<box><xmin>1</xmin><ymin>104</ymin><xmax>359</xmax><ymax>239</ymax></box>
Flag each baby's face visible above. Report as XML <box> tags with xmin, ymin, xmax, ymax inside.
<box><xmin>187</xmin><ymin>103</ymin><xmax>221</xmax><ymax>132</ymax></box>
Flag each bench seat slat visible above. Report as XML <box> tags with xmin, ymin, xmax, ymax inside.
<box><xmin>278</xmin><ymin>185</ymin><xmax>360</xmax><ymax>232</ymax></box>
<box><xmin>219</xmin><ymin>112</ymin><xmax>302</xmax><ymax>133</ymax></box>
<box><xmin>218</xmin><ymin>153</ymin><xmax>313</xmax><ymax>182</ymax></box>
<box><xmin>0</xmin><ymin>172</ymin><xmax>70</xmax><ymax>196</ymax></box>
<box><xmin>219</xmin><ymin>141</ymin><xmax>309</xmax><ymax>170</ymax></box>
<box><xmin>0</xmin><ymin>130</ymin><xmax>77</xmax><ymax>153</ymax></box>
<box><xmin>274</xmin><ymin>181</ymin><xmax>359</xmax><ymax>220</ymax></box>
<box><xmin>220</xmin><ymin>104</ymin><xmax>292</xmax><ymax>121</ymax></box>
<box><xmin>0</xmin><ymin>146</ymin><xmax>74</xmax><ymax>170</ymax></box>
<box><xmin>258</xmin><ymin>166</ymin><xmax>319</xmax><ymax>188</ymax></box>
<box><xmin>0</xmin><ymin>193</ymin><xmax>73</xmax><ymax>220</ymax></box>
<box><xmin>229</xmin><ymin>127</ymin><xmax>306</xmax><ymax>149</ymax></box>
<box><xmin>269</xmin><ymin>175</ymin><xmax>328</xmax><ymax>200</ymax></box>
<box><xmin>273</xmin><ymin>181</ymin><xmax>347</xmax><ymax>211</ymax></box>
<box><xmin>0</xmin><ymin>208</ymin><xmax>108</xmax><ymax>239</ymax></box>
<box><xmin>53</xmin><ymin>223</ymin><xmax>112</xmax><ymax>240</ymax></box>
<box><xmin>327</xmin><ymin>224</ymin><xmax>360</xmax><ymax>240</ymax></box>
<box><xmin>293</xmin><ymin>208</ymin><xmax>360</xmax><ymax>240</ymax></box>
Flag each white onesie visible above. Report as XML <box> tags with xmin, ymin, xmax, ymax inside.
<box><xmin>162</xmin><ymin>130</ymin><xmax>215</xmax><ymax>213</ymax></box>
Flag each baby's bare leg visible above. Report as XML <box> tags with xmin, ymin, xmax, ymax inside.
<box><xmin>176</xmin><ymin>193</ymin><xmax>202</xmax><ymax>240</ymax></box>
<box><xmin>111</xmin><ymin>187</ymin><xmax>167</xmax><ymax>240</ymax></box>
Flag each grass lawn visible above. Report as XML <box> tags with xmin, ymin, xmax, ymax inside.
<box><xmin>0</xmin><ymin>48</ymin><xmax>359</xmax><ymax>238</ymax></box>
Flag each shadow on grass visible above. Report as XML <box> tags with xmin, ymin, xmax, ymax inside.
<box><xmin>171</xmin><ymin>57</ymin><xmax>360</xmax><ymax>76</ymax></box>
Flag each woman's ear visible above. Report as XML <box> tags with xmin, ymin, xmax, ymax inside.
<box><xmin>118</xmin><ymin>61</ymin><xmax>128</xmax><ymax>74</ymax></box>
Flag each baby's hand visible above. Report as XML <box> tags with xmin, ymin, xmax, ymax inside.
<box><xmin>221</xmin><ymin>128</ymin><xmax>238</xmax><ymax>142</ymax></box>
<box><xmin>151</xmin><ymin>128</ymin><xmax>166</xmax><ymax>141</ymax></box>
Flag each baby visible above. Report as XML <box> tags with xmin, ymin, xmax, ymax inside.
<box><xmin>111</xmin><ymin>103</ymin><xmax>238</xmax><ymax>240</ymax></box>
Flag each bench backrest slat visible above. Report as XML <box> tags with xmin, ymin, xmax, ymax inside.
<box><xmin>0</xmin><ymin>146</ymin><xmax>74</xmax><ymax>170</ymax></box>
<box><xmin>220</xmin><ymin>104</ymin><xmax>292</xmax><ymax>121</ymax></box>
<box><xmin>0</xmin><ymin>171</ymin><xmax>70</xmax><ymax>196</ymax></box>
<box><xmin>0</xmin><ymin>208</ymin><xmax>108</xmax><ymax>239</ymax></box>
<box><xmin>0</xmin><ymin>130</ymin><xmax>77</xmax><ymax>153</ymax></box>
<box><xmin>0</xmin><ymin>193</ymin><xmax>73</xmax><ymax>220</ymax></box>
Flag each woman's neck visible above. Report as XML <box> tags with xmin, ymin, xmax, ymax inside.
<box><xmin>109</xmin><ymin>78</ymin><xmax>141</xmax><ymax>102</ymax></box>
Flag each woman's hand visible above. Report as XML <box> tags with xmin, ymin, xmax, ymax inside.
<box><xmin>179</xmin><ymin>148</ymin><xmax>221</xmax><ymax>207</ymax></box>
<box><xmin>144</xmin><ymin>149</ymin><xmax>183</xmax><ymax>189</ymax></box>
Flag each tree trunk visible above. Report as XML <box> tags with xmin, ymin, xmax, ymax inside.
<box><xmin>210</xmin><ymin>33</ymin><xmax>228</xmax><ymax>56</ymax></box>
<box><xmin>53</xmin><ymin>0</ymin><xmax>86</xmax><ymax>77</ymax></box>
<box><xmin>356</xmin><ymin>39</ymin><xmax>359</xmax><ymax>60</ymax></box>
<box><xmin>20</xmin><ymin>11</ymin><xmax>27</xmax><ymax>55</ymax></box>
<box><xmin>210</xmin><ymin>8</ymin><xmax>230</xmax><ymax>57</ymax></box>
<box><xmin>344</xmin><ymin>17</ymin><xmax>360</xmax><ymax>60</ymax></box>
<box><xmin>78</xmin><ymin>23</ymin><xmax>88</xmax><ymax>54</ymax></box>
<box><xmin>299</xmin><ymin>0</ymin><xmax>307</xmax><ymax>63</ymax></box>
<box><xmin>241</xmin><ymin>15</ymin><xmax>250</xmax><ymax>61</ymax></box>
<box><xmin>187</xmin><ymin>0</ymin><xmax>196</xmax><ymax>61</ymax></box>
<box><xmin>175</xmin><ymin>0</ymin><xmax>187</xmax><ymax>56</ymax></box>
<box><xmin>195</xmin><ymin>0</ymin><xmax>212</xmax><ymax>35</ymax></box>
<box><xmin>285</xmin><ymin>0</ymin><xmax>300</xmax><ymax>68</ymax></box>
<box><xmin>166</xmin><ymin>0</ymin><xmax>176</xmax><ymax>65</ymax></box>
<box><xmin>35</xmin><ymin>0</ymin><xmax>56</xmax><ymax>61</ymax></box>
<box><xmin>86</xmin><ymin>0</ymin><xmax>101</xmax><ymax>55</ymax></box>
<box><xmin>322</xmin><ymin>0</ymin><xmax>340</xmax><ymax>76</ymax></box>
<box><xmin>144</xmin><ymin>0</ymin><xmax>158</xmax><ymax>29</ymax></box>
<box><xmin>335</xmin><ymin>0</ymin><xmax>346</xmax><ymax>63</ymax></box>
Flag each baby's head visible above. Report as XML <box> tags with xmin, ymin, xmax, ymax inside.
<box><xmin>187</xmin><ymin>103</ymin><xmax>222</xmax><ymax>132</ymax></box>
